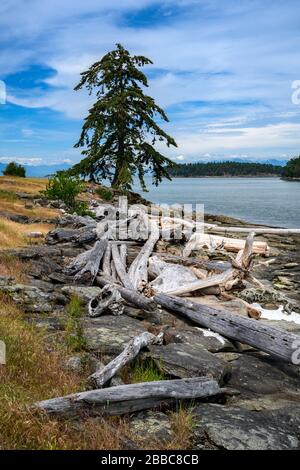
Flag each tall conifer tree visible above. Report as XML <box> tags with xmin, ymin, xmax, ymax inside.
<box><xmin>70</xmin><ymin>44</ymin><xmax>177</xmax><ymax>190</ymax></box>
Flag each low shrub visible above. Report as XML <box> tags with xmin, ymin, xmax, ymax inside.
<box><xmin>3</xmin><ymin>162</ymin><xmax>26</xmax><ymax>178</ymax></box>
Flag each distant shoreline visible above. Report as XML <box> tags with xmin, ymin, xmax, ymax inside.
<box><xmin>171</xmin><ymin>174</ymin><xmax>280</xmax><ymax>179</ymax></box>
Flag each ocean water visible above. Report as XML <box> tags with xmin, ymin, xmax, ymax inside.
<box><xmin>133</xmin><ymin>177</ymin><xmax>300</xmax><ymax>228</ymax></box>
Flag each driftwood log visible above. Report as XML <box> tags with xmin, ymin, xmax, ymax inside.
<box><xmin>154</xmin><ymin>293</ymin><xmax>300</xmax><ymax>363</ymax></box>
<box><xmin>96</xmin><ymin>276</ymin><xmax>157</xmax><ymax>312</ymax></box>
<box><xmin>183</xmin><ymin>232</ymin><xmax>269</xmax><ymax>256</ymax></box>
<box><xmin>88</xmin><ymin>284</ymin><xmax>124</xmax><ymax>317</ymax></box>
<box><xmin>163</xmin><ymin>232</ymin><xmax>256</xmax><ymax>296</ymax></box>
<box><xmin>88</xmin><ymin>332</ymin><xmax>163</xmax><ymax>388</ymax></box>
<box><xmin>35</xmin><ymin>377</ymin><xmax>223</xmax><ymax>417</ymax></box>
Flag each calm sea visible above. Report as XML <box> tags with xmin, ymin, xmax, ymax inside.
<box><xmin>133</xmin><ymin>177</ymin><xmax>300</xmax><ymax>228</ymax></box>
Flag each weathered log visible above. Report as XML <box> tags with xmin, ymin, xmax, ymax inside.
<box><xmin>183</xmin><ymin>232</ymin><xmax>269</xmax><ymax>256</ymax></box>
<box><xmin>89</xmin><ymin>332</ymin><xmax>163</xmax><ymax>388</ymax></box>
<box><xmin>35</xmin><ymin>377</ymin><xmax>223</xmax><ymax>417</ymax></box>
<box><xmin>128</xmin><ymin>220</ymin><xmax>160</xmax><ymax>290</ymax></box>
<box><xmin>73</xmin><ymin>239</ymin><xmax>108</xmax><ymax>284</ymax></box>
<box><xmin>154</xmin><ymin>293</ymin><xmax>300</xmax><ymax>363</ymax></box>
<box><xmin>88</xmin><ymin>284</ymin><xmax>124</xmax><ymax>317</ymax></box>
<box><xmin>111</xmin><ymin>243</ymin><xmax>134</xmax><ymax>289</ymax></box>
<box><xmin>208</xmin><ymin>226</ymin><xmax>300</xmax><ymax>235</ymax></box>
<box><xmin>102</xmin><ymin>243</ymin><xmax>112</xmax><ymax>277</ymax></box>
<box><xmin>157</xmin><ymin>253</ymin><xmax>231</xmax><ymax>273</ymax></box>
<box><xmin>96</xmin><ymin>276</ymin><xmax>157</xmax><ymax>312</ymax></box>
<box><xmin>164</xmin><ymin>232</ymin><xmax>255</xmax><ymax>296</ymax></box>
<box><xmin>148</xmin><ymin>256</ymin><xmax>198</xmax><ymax>293</ymax></box>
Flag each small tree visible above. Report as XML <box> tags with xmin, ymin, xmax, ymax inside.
<box><xmin>42</xmin><ymin>172</ymin><xmax>90</xmax><ymax>215</ymax></box>
<box><xmin>70</xmin><ymin>43</ymin><xmax>177</xmax><ymax>191</ymax></box>
<box><xmin>3</xmin><ymin>162</ymin><xmax>26</xmax><ymax>177</ymax></box>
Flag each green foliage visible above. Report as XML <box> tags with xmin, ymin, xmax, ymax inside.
<box><xmin>170</xmin><ymin>161</ymin><xmax>284</xmax><ymax>177</ymax></box>
<box><xmin>96</xmin><ymin>186</ymin><xmax>113</xmax><ymax>201</ymax></box>
<box><xmin>0</xmin><ymin>189</ymin><xmax>17</xmax><ymax>201</ymax></box>
<box><xmin>42</xmin><ymin>171</ymin><xmax>91</xmax><ymax>215</ymax></box>
<box><xmin>130</xmin><ymin>358</ymin><xmax>166</xmax><ymax>383</ymax></box>
<box><xmin>65</xmin><ymin>295</ymin><xmax>87</xmax><ymax>352</ymax></box>
<box><xmin>283</xmin><ymin>156</ymin><xmax>300</xmax><ymax>178</ymax></box>
<box><xmin>3</xmin><ymin>162</ymin><xmax>26</xmax><ymax>177</ymax></box>
<box><xmin>70</xmin><ymin>43</ymin><xmax>177</xmax><ymax>191</ymax></box>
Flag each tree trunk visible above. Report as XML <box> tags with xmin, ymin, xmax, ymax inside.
<box><xmin>35</xmin><ymin>377</ymin><xmax>223</xmax><ymax>417</ymax></box>
<box><xmin>154</xmin><ymin>293</ymin><xmax>300</xmax><ymax>363</ymax></box>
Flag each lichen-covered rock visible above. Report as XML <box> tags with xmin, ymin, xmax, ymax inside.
<box><xmin>192</xmin><ymin>403</ymin><xmax>300</xmax><ymax>450</ymax></box>
<box><xmin>149</xmin><ymin>343</ymin><xmax>230</xmax><ymax>383</ymax></box>
<box><xmin>164</xmin><ymin>326</ymin><xmax>235</xmax><ymax>353</ymax></box>
<box><xmin>83</xmin><ymin>315</ymin><xmax>146</xmax><ymax>355</ymax></box>
<box><xmin>0</xmin><ymin>283</ymin><xmax>67</xmax><ymax>312</ymax></box>
<box><xmin>62</xmin><ymin>285</ymin><xmax>102</xmax><ymax>302</ymax></box>
<box><xmin>130</xmin><ymin>411</ymin><xmax>172</xmax><ymax>444</ymax></box>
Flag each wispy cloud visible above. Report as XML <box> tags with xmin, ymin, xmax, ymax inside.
<box><xmin>1</xmin><ymin>0</ymin><xmax>300</xmax><ymax>163</ymax></box>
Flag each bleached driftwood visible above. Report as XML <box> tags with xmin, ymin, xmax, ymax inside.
<box><xmin>208</xmin><ymin>226</ymin><xmax>300</xmax><ymax>235</ymax></box>
<box><xmin>183</xmin><ymin>232</ymin><xmax>269</xmax><ymax>256</ymax></box>
<box><xmin>111</xmin><ymin>243</ymin><xmax>134</xmax><ymax>289</ymax></box>
<box><xmin>35</xmin><ymin>377</ymin><xmax>223</xmax><ymax>417</ymax></box>
<box><xmin>154</xmin><ymin>293</ymin><xmax>300</xmax><ymax>363</ymax></box>
<box><xmin>74</xmin><ymin>239</ymin><xmax>108</xmax><ymax>284</ymax></box>
<box><xmin>128</xmin><ymin>220</ymin><xmax>160</xmax><ymax>290</ymax></box>
<box><xmin>157</xmin><ymin>253</ymin><xmax>231</xmax><ymax>273</ymax></box>
<box><xmin>165</xmin><ymin>232</ymin><xmax>256</xmax><ymax>296</ymax></box>
<box><xmin>102</xmin><ymin>243</ymin><xmax>112</xmax><ymax>277</ymax></box>
<box><xmin>88</xmin><ymin>284</ymin><xmax>124</xmax><ymax>317</ymax></box>
<box><xmin>96</xmin><ymin>276</ymin><xmax>157</xmax><ymax>312</ymax></box>
<box><xmin>89</xmin><ymin>331</ymin><xmax>164</xmax><ymax>388</ymax></box>
<box><xmin>148</xmin><ymin>256</ymin><xmax>198</xmax><ymax>293</ymax></box>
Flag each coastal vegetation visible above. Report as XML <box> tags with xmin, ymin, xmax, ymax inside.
<box><xmin>282</xmin><ymin>156</ymin><xmax>300</xmax><ymax>179</ymax></box>
<box><xmin>169</xmin><ymin>161</ymin><xmax>284</xmax><ymax>177</ymax></box>
<box><xmin>3</xmin><ymin>161</ymin><xmax>26</xmax><ymax>178</ymax></box>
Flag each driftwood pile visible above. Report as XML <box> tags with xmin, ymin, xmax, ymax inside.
<box><xmin>36</xmin><ymin>203</ymin><xmax>300</xmax><ymax>417</ymax></box>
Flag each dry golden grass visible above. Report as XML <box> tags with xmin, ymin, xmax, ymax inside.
<box><xmin>0</xmin><ymin>218</ymin><xmax>52</xmax><ymax>249</ymax></box>
<box><xmin>0</xmin><ymin>176</ymin><xmax>48</xmax><ymax>195</ymax></box>
<box><xmin>0</xmin><ymin>199</ymin><xmax>59</xmax><ymax>219</ymax></box>
<box><xmin>0</xmin><ymin>252</ymin><xmax>27</xmax><ymax>282</ymax></box>
<box><xmin>0</xmin><ymin>295</ymin><xmax>133</xmax><ymax>450</ymax></box>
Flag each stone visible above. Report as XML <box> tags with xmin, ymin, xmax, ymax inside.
<box><xmin>130</xmin><ymin>411</ymin><xmax>172</xmax><ymax>443</ymax></box>
<box><xmin>65</xmin><ymin>355</ymin><xmax>84</xmax><ymax>373</ymax></box>
<box><xmin>164</xmin><ymin>326</ymin><xmax>235</xmax><ymax>353</ymax></box>
<box><xmin>226</xmin><ymin>353</ymin><xmax>300</xmax><ymax>399</ymax></box>
<box><xmin>192</xmin><ymin>403</ymin><xmax>300</xmax><ymax>450</ymax></box>
<box><xmin>83</xmin><ymin>315</ymin><xmax>146</xmax><ymax>355</ymax></box>
<box><xmin>62</xmin><ymin>285</ymin><xmax>102</xmax><ymax>302</ymax></box>
<box><xmin>149</xmin><ymin>343</ymin><xmax>230</xmax><ymax>383</ymax></box>
<box><xmin>0</xmin><ymin>283</ymin><xmax>67</xmax><ymax>313</ymax></box>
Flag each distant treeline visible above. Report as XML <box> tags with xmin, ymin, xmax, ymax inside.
<box><xmin>170</xmin><ymin>161</ymin><xmax>284</xmax><ymax>177</ymax></box>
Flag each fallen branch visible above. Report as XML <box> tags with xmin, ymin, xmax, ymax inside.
<box><xmin>88</xmin><ymin>331</ymin><xmax>163</xmax><ymax>388</ymax></box>
<box><xmin>74</xmin><ymin>239</ymin><xmax>108</xmax><ymax>285</ymax></box>
<box><xmin>96</xmin><ymin>276</ymin><xmax>157</xmax><ymax>312</ymax></box>
<box><xmin>154</xmin><ymin>293</ymin><xmax>300</xmax><ymax>363</ymax></box>
<box><xmin>35</xmin><ymin>377</ymin><xmax>223</xmax><ymax>417</ymax></box>
<box><xmin>128</xmin><ymin>220</ymin><xmax>160</xmax><ymax>290</ymax></box>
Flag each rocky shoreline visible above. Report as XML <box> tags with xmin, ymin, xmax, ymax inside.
<box><xmin>0</xmin><ymin>186</ymin><xmax>300</xmax><ymax>450</ymax></box>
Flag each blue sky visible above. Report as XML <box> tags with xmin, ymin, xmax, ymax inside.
<box><xmin>0</xmin><ymin>0</ymin><xmax>300</xmax><ymax>166</ymax></box>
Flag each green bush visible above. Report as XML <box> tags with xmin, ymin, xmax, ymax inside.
<box><xmin>3</xmin><ymin>162</ymin><xmax>26</xmax><ymax>177</ymax></box>
<box><xmin>42</xmin><ymin>171</ymin><xmax>92</xmax><ymax>215</ymax></box>
<box><xmin>96</xmin><ymin>187</ymin><xmax>113</xmax><ymax>201</ymax></box>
